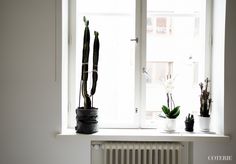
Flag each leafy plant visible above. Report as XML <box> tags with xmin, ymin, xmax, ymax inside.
<box><xmin>162</xmin><ymin>105</ymin><xmax>180</xmax><ymax>119</ymax></box>
<box><xmin>185</xmin><ymin>114</ymin><xmax>194</xmax><ymax>123</ymax></box>
<box><xmin>161</xmin><ymin>75</ymin><xmax>180</xmax><ymax>119</ymax></box>
<box><xmin>80</xmin><ymin>16</ymin><xmax>100</xmax><ymax>109</ymax></box>
<box><xmin>199</xmin><ymin>78</ymin><xmax>212</xmax><ymax>117</ymax></box>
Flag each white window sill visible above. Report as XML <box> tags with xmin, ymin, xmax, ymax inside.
<box><xmin>57</xmin><ymin>128</ymin><xmax>230</xmax><ymax>142</ymax></box>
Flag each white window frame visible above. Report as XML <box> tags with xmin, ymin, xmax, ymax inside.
<box><xmin>141</xmin><ymin>0</ymin><xmax>213</xmax><ymax>128</ymax></box>
<box><xmin>66</xmin><ymin>0</ymin><xmax>213</xmax><ymax>129</ymax></box>
<box><xmin>68</xmin><ymin>0</ymin><xmax>77</xmax><ymax>128</ymax></box>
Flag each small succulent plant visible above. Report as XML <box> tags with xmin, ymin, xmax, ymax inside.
<box><xmin>185</xmin><ymin>113</ymin><xmax>194</xmax><ymax>132</ymax></box>
<box><xmin>199</xmin><ymin>78</ymin><xmax>212</xmax><ymax>117</ymax></box>
<box><xmin>185</xmin><ymin>114</ymin><xmax>194</xmax><ymax>123</ymax></box>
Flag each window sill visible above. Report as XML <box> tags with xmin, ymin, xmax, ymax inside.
<box><xmin>57</xmin><ymin>128</ymin><xmax>230</xmax><ymax>142</ymax></box>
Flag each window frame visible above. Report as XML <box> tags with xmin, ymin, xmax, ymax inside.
<box><xmin>67</xmin><ymin>0</ymin><xmax>213</xmax><ymax>129</ymax></box>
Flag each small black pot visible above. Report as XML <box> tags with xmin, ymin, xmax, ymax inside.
<box><xmin>75</xmin><ymin>107</ymin><xmax>98</xmax><ymax>134</ymax></box>
<box><xmin>185</xmin><ymin>121</ymin><xmax>194</xmax><ymax>132</ymax></box>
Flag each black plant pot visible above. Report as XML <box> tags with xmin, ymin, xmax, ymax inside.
<box><xmin>185</xmin><ymin>121</ymin><xmax>194</xmax><ymax>132</ymax></box>
<box><xmin>75</xmin><ymin>107</ymin><xmax>98</xmax><ymax>134</ymax></box>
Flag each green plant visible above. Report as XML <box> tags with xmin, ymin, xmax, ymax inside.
<box><xmin>161</xmin><ymin>75</ymin><xmax>180</xmax><ymax>119</ymax></box>
<box><xmin>199</xmin><ymin>78</ymin><xmax>212</xmax><ymax>117</ymax></box>
<box><xmin>80</xmin><ymin>16</ymin><xmax>100</xmax><ymax>109</ymax></box>
<box><xmin>162</xmin><ymin>105</ymin><xmax>180</xmax><ymax>119</ymax></box>
<box><xmin>185</xmin><ymin>114</ymin><xmax>194</xmax><ymax>123</ymax></box>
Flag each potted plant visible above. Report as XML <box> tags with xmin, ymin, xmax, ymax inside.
<box><xmin>199</xmin><ymin>78</ymin><xmax>212</xmax><ymax>132</ymax></box>
<box><xmin>185</xmin><ymin>114</ymin><xmax>194</xmax><ymax>132</ymax></box>
<box><xmin>75</xmin><ymin>17</ymin><xmax>100</xmax><ymax>134</ymax></box>
<box><xmin>161</xmin><ymin>75</ymin><xmax>180</xmax><ymax>132</ymax></box>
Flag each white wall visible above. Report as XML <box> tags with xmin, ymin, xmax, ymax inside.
<box><xmin>0</xmin><ymin>0</ymin><xmax>235</xmax><ymax>164</ymax></box>
<box><xmin>0</xmin><ymin>0</ymin><xmax>90</xmax><ymax>164</ymax></box>
<box><xmin>193</xmin><ymin>0</ymin><xmax>236</xmax><ymax>163</ymax></box>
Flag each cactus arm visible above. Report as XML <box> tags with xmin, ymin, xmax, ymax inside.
<box><xmin>81</xmin><ymin>17</ymin><xmax>90</xmax><ymax>81</ymax></box>
<box><xmin>91</xmin><ymin>31</ymin><xmax>100</xmax><ymax>96</ymax></box>
<box><xmin>81</xmin><ymin>16</ymin><xmax>91</xmax><ymax>109</ymax></box>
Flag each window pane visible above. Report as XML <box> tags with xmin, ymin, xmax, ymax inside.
<box><xmin>71</xmin><ymin>0</ymin><xmax>136</xmax><ymax>128</ymax></box>
<box><xmin>144</xmin><ymin>0</ymin><xmax>206</xmax><ymax>126</ymax></box>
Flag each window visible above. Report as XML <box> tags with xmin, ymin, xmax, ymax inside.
<box><xmin>67</xmin><ymin>0</ymin><xmax>212</xmax><ymax>129</ymax></box>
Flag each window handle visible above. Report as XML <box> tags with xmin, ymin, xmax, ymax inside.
<box><xmin>130</xmin><ymin>37</ymin><xmax>138</xmax><ymax>43</ymax></box>
<box><xmin>142</xmin><ymin>67</ymin><xmax>152</xmax><ymax>81</ymax></box>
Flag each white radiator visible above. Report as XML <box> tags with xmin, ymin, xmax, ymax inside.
<box><xmin>91</xmin><ymin>142</ymin><xmax>188</xmax><ymax>164</ymax></box>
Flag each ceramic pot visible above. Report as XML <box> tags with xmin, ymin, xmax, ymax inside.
<box><xmin>164</xmin><ymin>118</ymin><xmax>176</xmax><ymax>132</ymax></box>
<box><xmin>199</xmin><ymin>116</ymin><xmax>210</xmax><ymax>132</ymax></box>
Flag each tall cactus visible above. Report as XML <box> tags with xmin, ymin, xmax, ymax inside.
<box><xmin>199</xmin><ymin>78</ymin><xmax>212</xmax><ymax>117</ymax></box>
<box><xmin>80</xmin><ymin>17</ymin><xmax>100</xmax><ymax>109</ymax></box>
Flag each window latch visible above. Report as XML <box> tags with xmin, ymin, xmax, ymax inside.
<box><xmin>142</xmin><ymin>67</ymin><xmax>152</xmax><ymax>81</ymax></box>
<box><xmin>130</xmin><ymin>37</ymin><xmax>138</xmax><ymax>43</ymax></box>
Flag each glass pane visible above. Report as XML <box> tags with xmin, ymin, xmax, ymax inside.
<box><xmin>145</xmin><ymin>0</ymin><xmax>206</xmax><ymax>126</ymax></box>
<box><xmin>73</xmin><ymin>0</ymin><xmax>136</xmax><ymax>128</ymax></box>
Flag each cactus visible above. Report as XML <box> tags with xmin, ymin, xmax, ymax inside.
<box><xmin>185</xmin><ymin>113</ymin><xmax>194</xmax><ymax>132</ymax></box>
<box><xmin>199</xmin><ymin>78</ymin><xmax>212</xmax><ymax>117</ymax></box>
<box><xmin>80</xmin><ymin>17</ymin><xmax>100</xmax><ymax>109</ymax></box>
<box><xmin>185</xmin><ymin>114</ymin><xmax>194</xmax><ymax>123</ymax></box>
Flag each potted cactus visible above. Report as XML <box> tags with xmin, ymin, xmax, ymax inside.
<box><xmin>75</xmin><ymin>17</ymin><xmax>100</xmax><ymax>134</ymax></box>
<box><xmin>185</xmin><ymin>114</ymin><xmax>194</xmax><ymax>132</ymax></box>
<box><xmin>161</xmin><ymin>75</ymin><xmax>180</xmax><ymax>132</ymax></box>
<box><xmin>199</xmin><ymin>78</ymin><xmax>212</xmax><ymax>132</ymax></box>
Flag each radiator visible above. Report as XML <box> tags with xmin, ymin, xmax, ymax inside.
<box><xmin>91</xmin><ymin>142</ymin><xmax>187</xmax><ymax>164</ymax></box>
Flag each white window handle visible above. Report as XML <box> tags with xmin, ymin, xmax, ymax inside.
<box><xmin>142</xmin><ymin>67</ymin><xmax>151</xmax><ymax>81</ymax></box>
